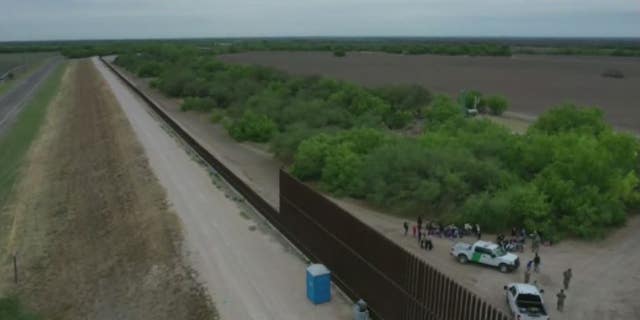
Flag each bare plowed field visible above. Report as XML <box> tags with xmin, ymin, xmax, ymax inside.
<box><xmin>219</xmin><ymin>52</ymin><xmax>640</xmax><ymax>132</ymax></box>
<box><xmin>0</xmin><ymin>60</ymin><xmax>215</xmax><ymax>319</ymax></box>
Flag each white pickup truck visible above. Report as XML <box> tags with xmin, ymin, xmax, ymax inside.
<box><xmin>504</xmin><ymin>283</ymin><xmax>549</xmax><ymax>320</ymax></box>
<box><xmin>450</xmin><ymin>240</ymin><xmax>520</xmax><ymax>273</ymax></box>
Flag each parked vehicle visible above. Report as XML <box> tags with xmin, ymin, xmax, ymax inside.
<box><xmin>450</xmin><ymin>240</ymin><xmax>520</xmax><ymax>273</ymax></box>
<box><xmin>504</xmin><ymin>283</ymin><xmax>549</xmax><ymax>320</ymax></box>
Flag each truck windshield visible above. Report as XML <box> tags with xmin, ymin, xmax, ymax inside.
<box><xmin>495</xmin><ymin>247</ymin><xmax>507</xmax><ymax>256</ymax></box>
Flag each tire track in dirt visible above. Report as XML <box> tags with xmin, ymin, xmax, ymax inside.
<box><xmin>1</xmin><ymin>59</ymin><xmax>216</xmax><ymax>319</ymax></box>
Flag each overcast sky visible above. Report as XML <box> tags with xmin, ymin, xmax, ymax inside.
<box><xmin>1</xmin><ymin>0</ymin><xmax>639</xmax><ymax>41</ymax></box>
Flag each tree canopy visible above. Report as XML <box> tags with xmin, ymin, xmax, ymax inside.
<box><xmin>114</xmin><ymin>46</ymin><xmax>640</xmax><ymax>240</ymax></box>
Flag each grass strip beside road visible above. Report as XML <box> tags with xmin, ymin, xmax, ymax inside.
<box><xmin>0</xmin><ymin>65</ymin><xmax>37</xmax><ymax>97</ymax></box>
<box><xmin>0</xmin><ymin>62</ymin><xmax>66</xmax><ymax>209</ymax></box>
<box><xmin>0</xmin><ymin>54</ymin><xmax>57</xmax><ymax>97</ymax></box>
<box><xmin>0</xmin><ymin>296</ymin><xmax>40</xmax><ymax>320</ymax></box>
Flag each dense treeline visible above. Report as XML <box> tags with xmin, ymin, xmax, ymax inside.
<box><xmin>218</xmin><ymin>40</ymin><xmax>513</xmax><ymax>56</ymax></box>
<box><xmin>4</xmin><ymin>38</ymin><xmax>640</xmax><ymax>58</ymax></box>
<box><xmin>114</xmin><ymin>45</ymin><xmax>639</xmax><ymax>240</ymax></box>
<box><xmin>512</xmin><ymin>46</ymin><xmax>640</xmax><ymax>57</ymax></box>
<box><xmin>220</xmin><ymin>39</ymin><xmax>640</xmax><ymax>57</ymax></box>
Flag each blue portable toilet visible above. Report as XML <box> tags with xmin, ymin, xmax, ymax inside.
<box><xmin>306</xmin><ymin>264</ymin><xmax>331</xmax><ymax>304</ymax></box>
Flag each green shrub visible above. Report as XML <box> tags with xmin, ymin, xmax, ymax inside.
<box><xmin>181</xmin><ymin>97</ymin><xmax>217</xmax><ymax>112</ymax></box>
<box><xmin>530</xmin><ymin>104</ymin><xmax>607</xmax><ymax>135</ymax></box>
<box><xmin>228</xmin><ymin>111</ymin><xmax>277</xmax><ymax>142</ymax></box>
<box><xmin>458</xmin><ymin>90</ymin><xmax>483</xmax><ymax>109</ymax></box>
<box><xmin>321</xmin><ymin>143</ymin><xmax>364</xmax><ymax>195</ymax></box>
<box><xmin>157</xmin><ymin>68</ymin><xmax>196</xmax><ymax>97</ymax></box>
<box><xmin>270</xmin><ymin>124</ymin><xmax>337</xmax><ymax>162</ymax></box>
<box><xmin>291</xmin><ymin>134</ymin><xmax>335</xmax><ymax>180</ymax></box>
<box><xmin>425</xmin><ymin>95</ymin><xmax>464</xmax><ymax>125</ymax></box>
<box><xmin>460</xmin><ymin>184</ymin><xmax>551</xmax><ymax>235</ymax></box>
<box><xmin>137</xmin><ymin>62</ymin><xmax>163</xmax><ymax>77</ymax></box>
<box><xmin>485</xmin><ymin>95</ymin><xmax>509</xmax><ymax>115</ymax></box>
<box><xmin>333</xmin><ymin>50</ymin><xmax>346</xmax><ymax>57</ymax></box>
<box><xmin>371</xmin><ymin>85</ymin><xmax>432</xmax><ymax>118</ymax></box>
<box><xmin>209</xmin><ymin>109</ymin><xmax>226</xmax><ymax>123</ymax></box>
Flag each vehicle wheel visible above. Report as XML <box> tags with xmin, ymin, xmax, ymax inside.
<box><xmin>458</xmin><ymin>254</ymin><xmax>468</xmax><ymax>264</ymax></box>
<box><xmin>499</xmin><ymin>264</ymin><xmax>509</xmax><ymax>273</ymax></box>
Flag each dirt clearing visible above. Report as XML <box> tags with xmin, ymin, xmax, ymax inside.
<box><xmin>0</xmin><ymin>59</ymin><xmax>215</xmax><ymax>319</ymax></box>
<box><xmin>219</xmin><ymin>52</ymin><xmax>640</xmax><ymax>133</ymax></box>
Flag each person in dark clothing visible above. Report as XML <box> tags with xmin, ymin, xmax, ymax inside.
<box><xmin>511</xmin><ymin>227</ymin><xmax>517</xmax><ymax>237</ymax></box>
<box><xmin>563</xmin><ymin>268</ymin><xmax>573</xmax><ymax>290</ymax></box>
<box><xmin>556</xmin><ymin>290</ymin><xmax>566</xmax><ymax>312</ymax></box>
<box><xmin>532</xmin><ymin>232</ymin><xmax>541</xmax><ymax>252</ymax></box>
<box><xmin>403</xmin><ymin>222</ymin><xmax>409</xmax><ymax>236</ymax></box>
<box><xmin>533</xmin><ymin>253</ymin><xmax>541</xmax><ymax>273</ymax></box>
<box><xmin>425</xmin><ymin>237</ymin><xmax>433</xmax><ymax>251</ymax></box>
<box><xmin>417</xmin><ymin>216</ymin><xmax>423</xmax><ymax>231</ymax></box>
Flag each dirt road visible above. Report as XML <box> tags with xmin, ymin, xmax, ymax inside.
<box><xmin>94</xmin><ymin>57</ymin><xmax>352</xmax><ymax>320</ymax></box>
<box><xmin>0</xmin><ymin>60</ymin><xmax>214</xmax><ymax>319</ymax></box>
<box><xmin>0</xmin><ymin>57</ymin><xmax>61</xmax><ymax>135</ymax></box>
<box><xmin>113</xmin><ymin>59</ymin><xmax>640</xmax><ymax>319</ymax></box>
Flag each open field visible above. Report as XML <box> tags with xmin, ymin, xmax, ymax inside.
<box><xmin>113</xmin><ymin>61</ymin><xmax>640</xmax><ymax>320</ymax></box>
<box><xmin>0</xmin><ymin>60</ymin><xmax>215</xmax><ymax>319</ymax></box>
<box><xmin>219</xmin><ymin>51</ymin><xmax>640</xmax><ymax>132</ymax></box>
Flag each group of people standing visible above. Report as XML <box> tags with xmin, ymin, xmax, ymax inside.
<box><xmin>403</xmin><ymin>217</ymin><xmax>434</xmax><ymax>251</ymax></box>
<box><xmin>403</xmin><ymin>217</ymin><xmax>485</xmax><ymax>253</ymax></box>
<box><xmin>403</xmin><ymin>218</ymin><xmax>573</xmax><ymax>313</ymax></box>
<box><xmin>523</xmin><ymin>243</ymin><xmax>572</xmax><ymax>312</ymax></box>
<box><xmin>403</xmin><ymin>217</ymin><xmax>481</xmax><ymax>242</ymax></box>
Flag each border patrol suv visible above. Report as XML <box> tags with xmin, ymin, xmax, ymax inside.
<box><xmin>451</xmin><ymin>240</ymin><xmax>519</xmax><ymax>273</ymax></box>
<box><xmin>504</xmin><ymin>283</ymin><xmax>549</xmax><ymax>320</ymax></box>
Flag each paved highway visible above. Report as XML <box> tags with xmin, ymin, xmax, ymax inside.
<box><xmin>0</xmin><ymin>57</ymin><xmax>61</xmax><ymax>135</ymax></box>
